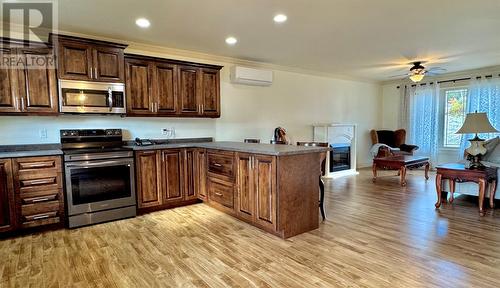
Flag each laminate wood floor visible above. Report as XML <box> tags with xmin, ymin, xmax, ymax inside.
<box><xmin>1</xmin><ymin>169</ymin><xmax>499</xmax><ymax>288</ymax></box>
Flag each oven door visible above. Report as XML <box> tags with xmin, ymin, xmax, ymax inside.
<box><xmin>64</xmin><ymin>158</ymin><xmax>136</xmax><ymax>216</ymax></box>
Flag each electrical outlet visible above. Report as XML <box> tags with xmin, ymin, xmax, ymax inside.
<box><xmin>39</xmin><ymin>129</ymin><xmax>47</xmax><ymax>139</ymax></box>
<box><xmin>162</xmin><ymin>128</ymin><xmax>175</xmax><ymax>139</ymax></box>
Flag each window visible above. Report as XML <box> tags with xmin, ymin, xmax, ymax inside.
<box><xmin>442</xmin><ymin>88</ymin><xmax>467</xmax><ymax>148</ymax></box>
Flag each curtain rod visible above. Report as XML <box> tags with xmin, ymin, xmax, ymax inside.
<box><xmin>396</xmin><ymin>74</ymin><xmax>500</xmax><ymax>89</ymax></box>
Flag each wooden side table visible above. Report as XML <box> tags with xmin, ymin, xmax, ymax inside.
<box><xmin>372</xmin><ymin>155</ymin><xmax>430</xmax><ymax>186</ymax></box>
<box><xmin>435</xmin><ymin>163</ymin><xmax>497</xmax><ymax>216</ymax></box>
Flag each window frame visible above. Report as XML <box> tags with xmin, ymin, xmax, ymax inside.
<box><xmin>438</xmin><ymin>85</ymin><xmax>469</xmax><ymax>150</ymax></box>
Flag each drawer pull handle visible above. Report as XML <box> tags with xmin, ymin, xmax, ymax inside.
<box><xmin>32</xmin><ymin>197</ymin><xmax>50</xmax><ymax>203</ymax></box>
<box><xmin>213</xmin><ymin>163</ymin><xmax>223</xmax><ymax>167</ymax></box>
<box><xmin>22</xmin><ymin>178</ymin><xmax>55</xmax><ymax>186</ymax></box>
<box><xmin>20</xmin><ymin>161</ymin><xmax>54</xmax><ymax>169</ymax></box>
<box><xmin>23</xmin><ymin>194</ymin><xmax>57</xmax><ymax>204</ymax></box>
<box><xmin>33</xmin><ymin>214</ymin><xmax>50</xmax><ymax>220</ymax></box>
<box><xmin>214</xmin><ymin>192</ymin><xmax>223</xmax><ymax>196</ymax></box>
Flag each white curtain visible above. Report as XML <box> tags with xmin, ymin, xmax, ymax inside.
<box><xmin>459</xmin><ymin>77</ymin><xmax>500</xmax><ymax>153</ymax></box>
<box><xmin>405</xmin><ymin>83</ymin><xmax>441</xmax><ymax>164</ymax></box>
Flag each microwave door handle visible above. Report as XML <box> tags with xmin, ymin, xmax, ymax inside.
<box><xmin>108</xmin><ymin>87</ymin><xmax>113</xmax><ymax>112</ymax></box>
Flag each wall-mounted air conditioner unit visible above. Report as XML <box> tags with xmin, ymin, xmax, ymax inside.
<box><xmin>230</xmin><ymin>66</ymin><xmax>273</xmax><ymax>86</ymax></box>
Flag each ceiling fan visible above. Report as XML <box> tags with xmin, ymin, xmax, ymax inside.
<box><xmin>391</xmin><ymin>61</ymin><xmax>447</xmax><ymax>83</ymax></box>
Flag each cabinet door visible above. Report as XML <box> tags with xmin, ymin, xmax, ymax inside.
<box><xmin>184</xmin><ymin>148</ymin><xmax>198</xmax><ymax>201</ymax></box>
<box><xmin>200</xmin><ymin>68</ymin><xmax>220</xmax><ymax>117</ymax></box>
<box><xmin>0</xmin><ymin>48</ymin><xmax>21</xmax><ymax>113</ymax></box>
<box><xmin>93</xmin><ymin>46</ymin><xmax>124</xmax><ymax>82</ymax></box>
<box><xmin>161</xmin><ymin>149</ymin><xmax>184</xmax><ymax>204</ymax></box>
<box><xmin>135</xmin><ymin>151</ymin><xmax>162</xmax><ymax>208</ymax></box>
<box><xmin>0</xmin><ymin>159</ymin><xmax>15</xmax><ymax>232</ymax></box>
<box><xmin>153</xmin><ymin>62</ymin><xmax>178</xmax><ymax>115</ymax></box>
<box><xmin>236</xmin><ymin>153</ymin><xmax>254</xmax><ymax>222</ymax></box>
<box><xmin>178</xmin><ymin>65</ymin><xmax>200</xmax><ymax>116</ymax></box>
<box><xmin>125</xmin><ymin>58</ymin><xmax>154</xmax><ymax>115</ymax></box>
<box><xmin>196</xmin><ymin>149</ymin><xmax>207</xmax><ymax>201</ymax></box>
<box><xmin>57</xmin><ymin>40</ymin><xmax>93</xmax><ymax>81</ymax></box>
<box><xmin>17</xmin><ymin>48</ymin><xmax>58</xmax><ymax>114</ymax></box>
<box><xmin>253</xmin><ymin>155</ymin><xmax>277</xmax><ymax>230</ymax></box>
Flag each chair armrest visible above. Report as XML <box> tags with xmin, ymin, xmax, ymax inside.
<box><xmin>400</xmin><ymin>144</ymin><xmax>419</xmax><ymax>153</ymax></box>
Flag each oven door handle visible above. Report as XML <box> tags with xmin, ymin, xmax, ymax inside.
<box><xmin>66</xmin><ymin>160</ymin><xmax>132</xmax><ymax>168</ymax></box>
<box><xmin>108</xmin><ymin>87</ymin><xmax>113</xmax><ymax>112</ymax></box>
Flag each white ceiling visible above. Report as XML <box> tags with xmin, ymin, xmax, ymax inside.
<box><xmin>51</xmin><ymin>0</ymin><xmax>500</xmax><ymax>80</ymax></box>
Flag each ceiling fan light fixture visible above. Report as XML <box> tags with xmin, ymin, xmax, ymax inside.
<box><xmin>409</xmin><ymin>73</ymin><xmax>425</xmax><ymax>83</ymax></box>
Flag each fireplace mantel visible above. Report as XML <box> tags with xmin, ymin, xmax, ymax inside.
<box><xmin>313</xmin><ymin>123</ymin><xmax>359</xmax><ymax>178</ymax></box>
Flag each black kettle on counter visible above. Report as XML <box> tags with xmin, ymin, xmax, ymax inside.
<box><xmin>271</xmin><ymin>127</ymin><xmax>289</xmax><ymax>144</ymax></box>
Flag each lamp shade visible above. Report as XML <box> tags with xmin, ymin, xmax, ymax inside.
<box><xmin>456</xmin><ymin>112</ymin><xmax>498</xmax><ymax>134</ymax></box>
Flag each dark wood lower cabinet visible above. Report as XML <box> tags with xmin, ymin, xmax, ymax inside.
<box><xmin>235</xmin><ymin>153</ymin><xmax>277</xmax><ymax>231</ymax></box>
<box><xmin>0</xmin><ymin>159</ymin><xmax>15</xmax><ymax>232</ymax></box>
<box><xmin>136</xmin><ymin>148</ymin><xmax>206</xmax><ymax>211</ymax></box>
<box><xmin>161</xmin><ymin>149</ymin><xmax>184</xmax><ymax>204</ymax></box>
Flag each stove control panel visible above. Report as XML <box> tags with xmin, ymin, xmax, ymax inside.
<box><xmin>60</xmin><ymin>129</ymin><xmax>122</xmax><ymax>138</ymax></box>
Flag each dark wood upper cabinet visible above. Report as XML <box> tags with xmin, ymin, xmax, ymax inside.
<box><xmin>94</xmin><ymin>46</ymin><xmax>124</xmax><ymax>82</ymax></box>
<box><xmin>178</xmin><ymin>65</ymin><xmax>201</xmax><ymax>116</ymax></box>
<box><xmin>56</xmin><ymin>40</ymin><xmax>93</xmax><ymax>81</ymax></box>
<box><xmin>161</xmin><ymin>149</ymin><xmax>184</xmax><ymax>204</ymax></box>
<box><xmin>50</xmin><ymin>34</ymin><xmax>127</xmax><ymax>83</ymax></box>
<box><xmin>153</xmin><ymin>62</ymin><xmax>178</xmax><ymax>116</ymax></box>
<box><xmin>0</xmin><ymin>48</ymin><xmax>20</xmax><ymax>113</ymax></box>
<box><xmin>16</xmin><ymin>48</ymin><xmax>58</xmax><ymax>114</ymax></box>
<box><xmin>135</xmin><ymin>150</ymin><xmax>162</xmax><ymax>208</ymax></box>
<box><xmin>0</xmin><ymin>43</ymin><xmax>58</xmax><ymax>115</ymax></box>
<box><xmin>200</xmin><ymin>68</ymin><xmax>220</xmax><ymax>117</ymax></box>
<box><xmin>0</xmin><ymin>159</ymin><xmax>15</xmax><ymax>233</ymax></box>
<box><xmin>125</xmin><ymin>58</ymin><xmax>153</xmax><ymax>115</ymax></box>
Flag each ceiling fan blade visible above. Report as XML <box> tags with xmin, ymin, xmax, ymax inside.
<box><xmin>427</xmin><ymin>67</ymin><xmax>447</xmax><ymax>73</ymax></box>
<box><xmin>388</xmin><ymin>73</ymin><xmax>409</xmax><ymax>79</ymax></box>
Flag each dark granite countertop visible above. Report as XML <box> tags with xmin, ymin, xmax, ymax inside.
<box><xmin>0</xmin><ymin>144</ymin><xmax>63</xmax><ymax>159</ymax></box>
<box><xmin>126</xmin><ymin>141</ymin><xmax>328</xmax><ymax>156</ymax></box>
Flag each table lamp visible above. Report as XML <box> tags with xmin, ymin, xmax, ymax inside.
<box><xmin>456</xmin><ymin>111</ymin><xmax>498</xmax><ymax>169</ymax></box>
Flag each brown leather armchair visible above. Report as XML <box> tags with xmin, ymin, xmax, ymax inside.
<box><xmin>370</xmin><ymin>129</ymin><xmax>419</xmax><ymax>157</ymax></box>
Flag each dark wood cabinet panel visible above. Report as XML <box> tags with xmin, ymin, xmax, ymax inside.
<box><xmin>11</xmin><ymin>156</ymin><xmax>64</xmax><ymax>230</ymax></box>
<box><xmin>196</xmin><ymin>149</ymin><xmax>207</xmax><ymax>201</ymax></box>
<box><xmin>153</xmin><ymin>62</ymin><xmax>178</xmax><ymax>115</ymax></box>
<box><xmin>136</xmin><ymin>151</ymin><xmax>162</xmax><ymax>208</ymax></box>
<box><xmin>178</xmin><ymin>65</ymin><xmax>200</xmax><ymax>116</ymax></box>
<box><xmin>51</xmin><ymin>34</ymin><xmax>127</xmax><ymax>82</ymax></box>
<box><xmin>236</xmin><ymin>153</ymin><xmax>254</xmax><ymax>222</ymax></box>
<box><xmin>254</xmin><ymin>155</ymin><xmax>277</xmax><ymax>230</ymax></box>
<box><xmin>16</xmin><ymin>48</ymin><xmax>58</xmax><ymax>114</ymax></box>
<box><xmin>0</xmin><ymin>48</ymin><xmax>20</xmax><ymax>113</ymax></box>
<box><xmin>94</xmin><ymin>46</ymin><xmax>124</xmax><ymax>82</ymax></box>
<box><xmin>161</xmin><ymin>149</ymin><xmax>184</xmax><ymax>204</ymax></box>
<box><xmin>200</xmin><ymin>68</ymin><xmax>220</xmax><ymax>117</ymax></box>
<box><xmin>0</xmin><ymin>159</ymin><xmax>15</xmax><ymax>232</ymax></box>
<box><xmin>57</xmin><ymin>40</ymin><xmax>93</xmax><ymax>81</ymax></box>
<box><xmin>184</xmin><ymin>149</ymin><xmax>198</xmax><ymax>201</ymax></box>
<box><xmin>125</xmin><ymin>58</ymin><xmax>153</xmax><ymax>115</ymax></box>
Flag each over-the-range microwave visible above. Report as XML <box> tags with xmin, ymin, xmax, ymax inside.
<box><xmin>59</xmin><ymin>80</ymin><xmax>126</xmax><ymax>114</ymax></box>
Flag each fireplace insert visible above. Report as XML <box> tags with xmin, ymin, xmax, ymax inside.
<box><xmin>330</xmin><ymin>145</ymin><xmax>351</xmax><ymax>172</ymax></box>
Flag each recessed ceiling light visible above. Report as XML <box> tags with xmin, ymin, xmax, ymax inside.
<box><xmin>136</xmin><ymin>18</ymin><xmax>151</xmax><ymax>28</ymax></box>
<box><xmin>273</xmin><ymin>14</ymin><xmax>287</xmax><ymax>23</ymax></box>
<box><xmin>225</xmin><ymin>37</ymin><xmax>237</xmax><ymax>45</ymax></box>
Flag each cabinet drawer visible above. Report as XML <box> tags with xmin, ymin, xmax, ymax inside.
<box><xmin>20</xmin><ymin>191</ymin><xmax>59</xmax><ymax>204</ymax></box>
<box><xmin>21</xmin><ymin>212</ymin><xmax>60</xmax><ymax>229</ymax></box>
<box><xmin>22</xmin><ymin>200</ymin><xmax>60</xmax><ymax>217</ymax></box>
<box><xmin>17</xmin><ymin>175</ymin><xmax>61</xmax><ymax>194</ymax></box>
<box><xmin>14</xmin><ymin>156</ymin><xmax>61</xmax><ymax>177</ymax></box>
<box><xmin>208</xmin><ymin>178</ymin><xmax>234</xmax><ymax>208</ymax></box>
<box><xmin>207</xmin><ymin>151</ymin><xmax>234</xmax><ymax>181</ymax></box>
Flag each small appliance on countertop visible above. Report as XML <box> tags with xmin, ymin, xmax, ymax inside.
<box><xmin>61</xmin><ymin>129</ymin><xmax>136</xmax><ymax>228</ymax></box>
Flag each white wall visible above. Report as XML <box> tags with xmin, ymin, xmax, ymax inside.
<box><xmin>381</xmin><ymin>84</ymin><xmax>400</xmax><ymax>129</ymax></box>
<box><xmin>217</xmin><ymin>68</ymin><xmax>382</xmax><ymax>167</ymax></box>
<box><xmin>0</xmin><ymin>33</ymin><xmax>383</xmax><ymax>168</ymax></box>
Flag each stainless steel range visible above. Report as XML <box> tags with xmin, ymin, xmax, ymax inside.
<box><xmin>61</xmin><ymin>129</ymin><xmax>136</xmax><ymax>228</ymax></box>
